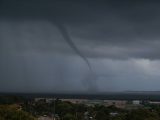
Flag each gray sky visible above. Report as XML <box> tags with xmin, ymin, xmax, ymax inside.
<box><xmin>1</xmin><ymin>0</ymin><xmax>160</xmax><ymax>93</ymax></box>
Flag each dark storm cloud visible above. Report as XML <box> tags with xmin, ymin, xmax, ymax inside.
<box><xmin>1</xmin><ymin>0</ymin><xmax>160</xmax><ymax>93</ymax></box>
<box><xmin>1</xmin><ymin>0</ymin><xmax>160</xmax><ymax>59</ymax></box>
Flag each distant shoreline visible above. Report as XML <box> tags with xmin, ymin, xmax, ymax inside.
<box><xmin>1</xmin><ymin>92</ymin><xmax>160</xmax><ymax>100</ymax></box>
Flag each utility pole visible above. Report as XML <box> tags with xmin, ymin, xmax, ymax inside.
<box><xmin>53</xmin><ymin>97</ymin><xmax>56</xmax><ymax>120</ymax></box>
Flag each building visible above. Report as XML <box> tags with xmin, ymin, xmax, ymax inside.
<box><xmin>103</xmin><ymin>100</ymin><xmax>127</xmax><ymax>108</ymax></box>
<box><xmin>61</xmin><ymin>99</ymin><xmax>88</xmax><ymax>104</ymax></box>
<box><xmin>132</xmin><ymin>100</ymin><xmax>141</xmax><ymax>105</ymax></box>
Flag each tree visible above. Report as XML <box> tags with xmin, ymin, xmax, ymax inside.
<box><xmin>0</xmin><ymin>105</ymin><xmax>36</xmax><ymax>120</ymax></box>
<box><xmin>126</xmin><ymin>108</ymin><xmax>159</xmax><ymax>120</ymax></box>
<box><xmin>63</xmin><ymin>113</ymin><xmax>76</xmax><ymax>120</ymax></box>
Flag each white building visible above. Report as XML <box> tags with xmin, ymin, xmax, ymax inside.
<box><xmin>132</xmin><ymin>100</ymin><xmax>141</xmax><ymax>105</ymax></box>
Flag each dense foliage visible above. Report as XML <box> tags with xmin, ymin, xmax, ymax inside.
<box><xmin>22</xmin><ymin>99</ymin><xmax>160</xmax><ymax>120</ymax></box>
<box><xmin>1</xmin><ymin>96</ymin><xmax>160</xmax><ymax>120</ymax></box>
<box><xmin>0</xmin><ymin>105</ymin><xmax>36</xmax><ymax>120</ymax></box>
